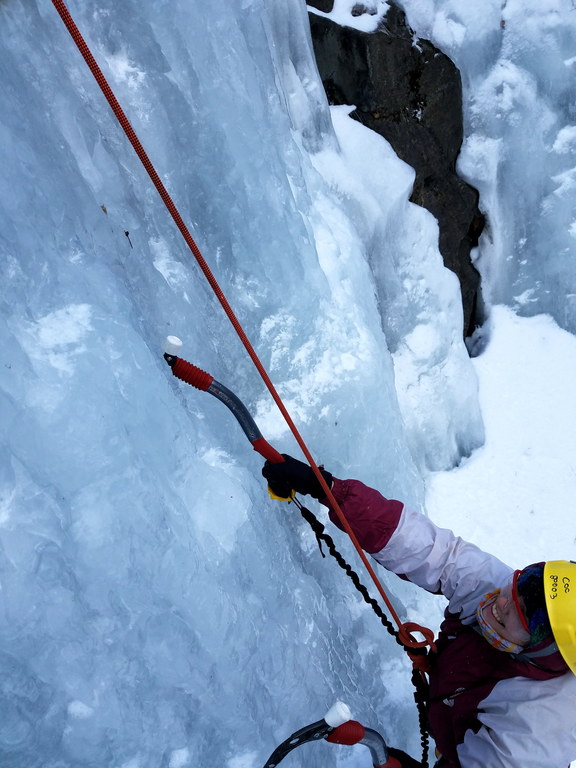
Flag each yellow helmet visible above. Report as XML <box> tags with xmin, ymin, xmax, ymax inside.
<box><xmin>544</xmin><ymin>561</ymin><xmax>576</xmax><ymax>675</ymax></box>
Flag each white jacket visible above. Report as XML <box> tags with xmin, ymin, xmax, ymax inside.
<box><xmin>325</xmin><ymin>479</ymin><xmax>576</xmax><ymax>767</ymax></box>
<box><xmin>379</xmin><ymin>507</ymin><xmax>576</xmax><ymax>768</ymax></box>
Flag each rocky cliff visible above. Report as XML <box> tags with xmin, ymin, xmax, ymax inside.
<box><xmin>308</xmin><ymin>1</ymin><xmax>485</xmax><ymax>337</ymax></box>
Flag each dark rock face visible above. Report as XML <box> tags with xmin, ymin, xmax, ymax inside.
<box><xmin>307</xmin><ymin>2</ymin><xmax>484</xmax><ymax>337</ymax></box>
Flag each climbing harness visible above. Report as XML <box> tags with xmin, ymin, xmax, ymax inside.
<box><xmin>164</xmin><ymin>338</ymin><xmax>434</xmax><ymax>766</ymax></box>
<box><xmin>50</xmin><ymin>2</ymin><xmax>435</xmax><ymax>761</ymax></box>
<box><xmin>262</xmin><ymin>701</ymin><xmax>402</xmax><ymax>768</ymax></box>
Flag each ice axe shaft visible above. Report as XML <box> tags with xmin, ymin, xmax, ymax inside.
<box><xmin>163</xmin><ymin>336</ymin><xmax>284</xmax><ymax>464</ymax></box>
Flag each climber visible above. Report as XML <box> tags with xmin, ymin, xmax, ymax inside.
<box><xmin>262</xmin><ymin>455</ymin><xmax>576</xmax><ymax>768</ymax></box>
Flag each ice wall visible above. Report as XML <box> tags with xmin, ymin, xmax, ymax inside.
<box><xmin>399</xmin><ymin>0</ymin><xmax>576</xmax><ymax>334</ymax></box>
<box><xmin>0</xmin><ymin>1</ymin><xmax>478</xmax><ymax>765</ymax></box>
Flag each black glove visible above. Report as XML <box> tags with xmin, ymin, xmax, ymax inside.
<box><xmin>386</xmin><ymin>747</ymin><xmax>423</xmax><ymax>768</ymax></box>
<box><xmin>262</xmin><ymin>454</ymin><xmax>333</xmax><ymax>500</ymax></box>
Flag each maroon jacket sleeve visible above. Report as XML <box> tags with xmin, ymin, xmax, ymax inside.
<box><xmin>320</xmin><ymin>478</ymin><xmax>404</xmax><ymax>554</ymax></box>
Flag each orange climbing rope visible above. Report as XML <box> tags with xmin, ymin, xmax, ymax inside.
<box><xmin>50</xmin><ymin>0</ymin><xmax>434</xmax><ymax>659</ymax></box>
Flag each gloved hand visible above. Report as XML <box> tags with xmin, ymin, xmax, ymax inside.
<box><xmin>386</xmin><ymin>747</ymin><xmax>423</xmax><ymax>768</ymax></box>
<box><xmin>262</xmin><ymin>454</ymin><xmax>333</xmax><ymax>500</ymax></box>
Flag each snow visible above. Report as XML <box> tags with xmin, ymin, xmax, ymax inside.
<box><xmin>308</xmin><ymin>1</ymin><xmax>390</xmax><ymax>33</ymax></box>
<box><xmin>427</xmin><ymin>305</ymin><xmax>576</xmax><ymax>570</ymax></box>
<box><xmin>0</xmin><ymin>0</ymin><xmax>575</xmax><ymax>766</ymax></box>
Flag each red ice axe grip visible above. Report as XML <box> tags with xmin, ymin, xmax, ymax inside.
<box><xmin>326</xmin><ymin>721</ymin><xmax>366</xmax><ymax>746</ymax></box>
<box><xmin>172</xmin><ymin>358</ymin><xmax>214</xmax><ymax>391</ymax></box>
<box><xmin>326</xmin><ymin>717</ymin><xmax>399</xmax><ymax>767</ymax></box>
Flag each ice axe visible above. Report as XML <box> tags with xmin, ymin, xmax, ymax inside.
<box><xmin>262</xmin><ymin>700</ymin><xmax>403</xmax><ymax>768</ymax></box>
<box><xmin>163</xmin><ymin>336</ymin><xmax>294</xmax><ymax>500</ymax></box>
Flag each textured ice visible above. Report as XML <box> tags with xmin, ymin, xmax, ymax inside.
<box><xmin>400</xmin><ymin>0</ymin><xmax>576</xmax><ymax>332</ymax></box>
